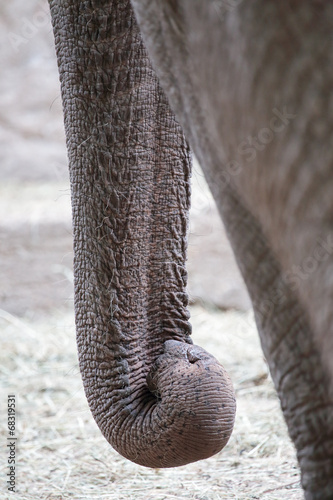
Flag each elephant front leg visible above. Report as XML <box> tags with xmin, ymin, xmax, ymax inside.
<box><xmin>129</xmin><ymin>1</ymin><xmax>333</xmax><ymax>494</ymax></box>
<box><xmin>219</xmin><ymin>189</ymin><xmax>333</xmax><ymax>499</ymax></box>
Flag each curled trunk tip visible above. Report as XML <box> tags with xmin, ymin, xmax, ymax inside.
<box><xmin>110</xmin><ymin>340</ymin><xmax>236</xmax><ymax>468</ymax></box>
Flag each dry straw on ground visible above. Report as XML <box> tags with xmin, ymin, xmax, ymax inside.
<box><xmin>1</xmin><ymin>305</ymin><xmax>302</xmax><ymax>500</ymax></box>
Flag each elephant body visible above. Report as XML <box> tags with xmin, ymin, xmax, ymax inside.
<box><xmin>49</xmin><ymin>1</ymin><xmax>333</xmax><ymax>498</ymax></box>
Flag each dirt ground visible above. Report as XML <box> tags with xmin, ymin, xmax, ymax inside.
<box><xmin>0</xmin><ymin>2</ymin><xmax>302</xmax><ymax>499</ymax></box>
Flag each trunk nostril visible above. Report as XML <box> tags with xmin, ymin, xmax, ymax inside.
<box><xmin>187</xmin><ymin>348</ymin><xmax>201</xmax><ymax>364</ymax></box>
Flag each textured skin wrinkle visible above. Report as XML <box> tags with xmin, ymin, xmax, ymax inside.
<box><xmin>49</xmin><ymin>0</ymin><xmax>235</xmax><ymax>468</ymax></box>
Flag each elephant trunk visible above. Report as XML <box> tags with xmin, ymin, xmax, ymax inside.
<box><xmin>49</xmin><ymin>0</ymin><xmax>235</xmax><ymax>467</ymax></box>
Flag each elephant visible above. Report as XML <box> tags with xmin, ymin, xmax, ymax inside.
<box><xmin>49</xmin><ymin>1</ymin><xmax>333</xmax><ymax>498</ymax></box>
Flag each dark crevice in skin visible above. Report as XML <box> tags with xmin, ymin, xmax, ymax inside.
<box><xmin>49</xmin><ymin>0</ymin><xmax>236</xmax><ymax>468</ymax></box>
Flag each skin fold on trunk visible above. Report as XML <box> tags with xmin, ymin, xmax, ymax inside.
<box><xmin>49</xmin><ymin>0</ymin><xmax>236</xmax><ymax>467</ymax></box>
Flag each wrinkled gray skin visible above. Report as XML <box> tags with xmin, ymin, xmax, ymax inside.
<box><xmin>49</xmin><ymin>0</ymin><xmax>236</xmax><ymax>470</ymax></box>
<box><xmin>49</xmin><ymin>1</ymin><xmax>333</xmax><ymax>498</ymax></box>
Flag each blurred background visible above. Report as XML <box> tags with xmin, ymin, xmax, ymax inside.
<box><xmin>0</xmin><ymin>0</ymin><xmax>71</xmax><ymax>318</ymax></box>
